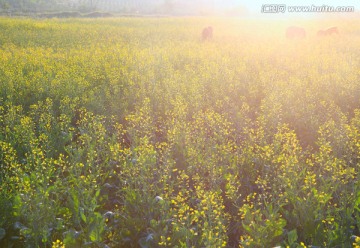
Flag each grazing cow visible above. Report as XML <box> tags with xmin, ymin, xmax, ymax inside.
<box><xmin>317</xmin><ymin>26</ymin><xmax>339</xmax><ymax>36</ymax></box>
<box><xmin>286</xmin><ymin>26</ymin><xmax>306</xmax><ymax>39</ymax></box>
<box><xmin>202</xmin><ymin>26</ymin><xmax>213</xmax><ymax>41</ymax></box>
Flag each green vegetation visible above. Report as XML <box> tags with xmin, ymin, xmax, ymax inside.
<box><xmin>0</xmin><ymin>17</ymin><xmax>360</xmax><ymax>247</ymax></box>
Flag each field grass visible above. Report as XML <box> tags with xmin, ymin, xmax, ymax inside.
<box><xmin>0</xmin><ymin>16</ymin><xmax>360</xmax><ymax>247</ymax></box>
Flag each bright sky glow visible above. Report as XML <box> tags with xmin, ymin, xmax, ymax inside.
<box><xmin>221</xmin><ymin>0</ymin><xmax>360</xmax><ymax>12</ymax></box>
<box><xmin>212</xmin><ymin>0</ymin><xmax>360</xmax><ymax>18</ymax></box>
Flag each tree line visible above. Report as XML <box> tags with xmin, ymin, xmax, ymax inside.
<box><xmin>0</xmin><ymin>0</ymin><xmax>176</xmax><ymax>14</ymax></box>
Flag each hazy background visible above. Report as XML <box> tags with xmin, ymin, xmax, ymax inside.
<box><xmin>0</xmin><ymin>0</ymin><xmax>359</xmax><ymax>18</ymax></box>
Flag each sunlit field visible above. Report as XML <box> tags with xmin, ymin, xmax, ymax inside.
<box><xmin>1</xmin><ymin>17</ymin><xmax>360</xmax><ymax>247</ymax></box>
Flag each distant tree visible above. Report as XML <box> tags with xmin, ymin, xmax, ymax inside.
<box><xmin>0</xmin><ymin>0</ymin><xmax>10</xmax><ymax>11</ymax></box>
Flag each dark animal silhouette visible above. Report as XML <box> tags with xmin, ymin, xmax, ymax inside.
<box><xmin>202</xmin><ymin>26</ymin><xmax>213</xmax><ymax>41</ymax></box>
<box><xmin>317</xmin><ymin>26</ymin><xmax>339</xmax><ymax>36</ymax></box>
<box><xmin>286</xmin><ymin>26</ymin><xmax>306</xmax><ymax>39</ymax></box>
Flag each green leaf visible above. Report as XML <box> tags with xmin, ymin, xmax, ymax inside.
<box><xmin>12</xmin><ymin>194</ymin><xmax>22</xmax><ymax>217</ymax></box>
<box><xmin>46</xmin><ymin>186</ymin><xmax>55</xmax><ymax>194</ymax></box>
<box><xmin>355</xmin><ymin>191</ymin><xmax>360</xmax><ymax>209</ymax></box>
<box><xmin>95</xmin><ymin>189</ymin><xmax>100</xmax><ymax>198</ymax></box>
<box><xmin>63</xmin><ymin>231</ymin><xmax>76</xmax><ymax>245</ymax></box>
<box><xmin>242</xmin><ymin>223</ymin><xmax>252</xmax><ymax>234</ymax></box>
<box><xmin>79</xmin><ymin>207</ymin><xmax>86</xmax><ymax>223</ymax></box>
<box><xmin>71</xmin><ymin>190</ymin><xmax>79</xmax><ymax>212</ymax></box>
<box><xmin>89</xmin><ymin>213</ymin><xmax>104</xmax><ymax>242</ymax></box>
<box><xmin>274</xmin><ymin>228</ymin><xmax>283</xmax><ymax>237</ymax></box>
<box><xmin>89</xmin><ymin>222</ymin><xmax>102</xmax><ymax>242</ymax></box>
<box><xmin>287</xmin><ymin>229</ymin><xmax>298</xmax><ymax>245</ymax></box>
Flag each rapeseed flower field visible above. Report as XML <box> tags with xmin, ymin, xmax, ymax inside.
<box><xmin>0</xmin><ymin>17</ymin><xmax>360</xmax><ymax>247</ymax></box>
